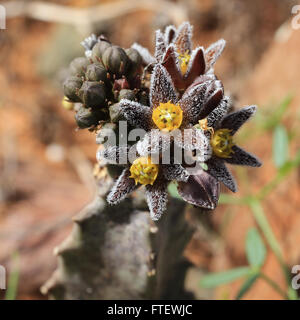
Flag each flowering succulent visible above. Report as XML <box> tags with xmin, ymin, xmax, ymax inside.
<box><xmin>63</xmin><ymin>22</ymin><xmax>262</xmax><ymax>221</ymax></box>
<box><xmin>97</xmin><ymin>63</ymin><xmax>224</xmax><ymax>219</ymax></box>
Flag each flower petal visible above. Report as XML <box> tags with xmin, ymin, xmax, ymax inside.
<box><xmin>97</xmin><ymin>145</ymin><xmax>133</xmax><ymax>165</ymax></box>
<box><xmin>177</xmin><ymin>169</ymin><xmax>220</xmax><ymax>209</ymax></box>
<box><xmin>154</xmin><ymin>30</ymin><xmax>167</xmax><ymax>62</ymax></box>
<box><xmin>220</xmin><ymin>105</ymin><xmax>257</xmax><ymax>135</ymax></box>
<box><xmin>185</xmin><ymin>46</ymin><xmax>206</xmax><ymax>81</ymax></box>
<box><xmin>161</xmin><ymin>164</ymin><xmax>189</xmax><ymax>182</ymax></box>
<box><xmin>131</xmin><ymin>43</ymin><xmax>156</xmax><ymax>65</ymax></box>
<box><xmin>180</xmin><ymin>78</ymin><xmax>223</xmax><ymax>124</ymax></box>
<box><xmin>205</xmin><ymin>39</ymin><xmax>226</xmax><ymax>71</ymax></box>
<box><xmin>107</xmin><ymin>168</ymin><xmax>137</xmax><ymax>204</ymax></box>
<box><xmin>207</xmin><ymin>157</ymin><xmax>237</xmax><ymax>192</ymax></box>
<box><xmin>146</xmin><ymin>177</ymin><xmax>168</xmax><ymax>220</ymax></box>
<box><xmin>225</xmin><ymin>145</ymin><xmax>262</xmax><ymax>167</ymax></box>
<box><xmin>174</xmin><ymin>127</ymin><xmax>212</xmax><ymax>161</ymax></box>
<box><xmin>207</xmin><ymin>96</ymin><xmax>231</xmax><ymax>128</ymax></box>
<box><xmin>162</xmin><ymin>45</ymin><xmax>186</xmax><ymax>90</ymax></box>
<box><xmin>164</xmin><ymin>25</ymin><xmax>176</xmax><ymax>45</ymax></box>
<box><xmin>150</xmin><ymin>64</ymin><xmax>178</xmax><ymax>108</ymax></box>
<box><xmin>136</xmin><ymin>130</ymin><xmax>171</xmax><ymax>157</ymax></box>
<box><xmin>119</xmin><ymin>99</ymin><xmax>152</xmax><ymax>131</ymax></box>
<box><xmin>174</xmin><ymin>21</ymin><xmax>193</xmax><ymax>54</ymax></box>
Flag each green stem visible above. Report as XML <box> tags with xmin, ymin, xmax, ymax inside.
<box><xmin>260</xmin><ymin>273</ymin><xmax>288</xmax><ymax>300</ymax></box>
<box><xmin>249</xmin><ymin>199</ymin><xmax>297</xmax><ymax>299</ymax></box>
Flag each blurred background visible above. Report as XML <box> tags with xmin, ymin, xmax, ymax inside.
<box><xmin>0</xmin><ymin>0</ymin><xmax>300</xmax><ymax>300</ymax></box>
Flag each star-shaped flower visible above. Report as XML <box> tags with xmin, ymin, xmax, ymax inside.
<box><xmin>198</xmin><ymin>104</ymin><xmax>262</xmax><ymax>192</ymax></box>
<box><xmin>97</xmin><ymin>63</ymin><xmax>224</xmax><ymax>220</ymax></box>
<box><xmin>119</xmin><ymin>63</ymin><xmax>224</xmax><ymax>160</ymax></box>
<box><xmin>133</xmin><ymin>22</ymin><xmax>226</xmax><ymax>91</ymax></box>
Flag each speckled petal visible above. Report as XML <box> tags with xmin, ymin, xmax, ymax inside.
<box><xmin>174</xmin><ymin>128</ymin><xmax>212</xmax><ymax>161</ymax></box>
<box><xmin>185</xmin><ymin>46</ymin><xmax>206</xmax><ymax>81</ymax></box>
<box><xmin>220</xmin><ymin>105</ymin><xmax>257</xmax><ymax>135</ymax></box>
<box><xmin>150</xmin><ymin>64</ymin><xmax>178</xmax><ymax>108</ymax></box>
<box><xmin>161</xmin><ymin>164</ymin><xmax>189</xmax><ymax>182</ymax></box>
<box><xmin>154</xmin><ymin>30</ymin><xmax>167</xmax><ymax>62</ymax></box>
<box><xmin>174</xmin><ymin>21</ymin><xmax>193</xmax><ymax>54</ymax></box>
<box><xmin>180</xmin><ymin>78</ymin><xmax>223</xmax><ymax>124</ymax></box>
<box><xmin>146</xmin><ymin>177</ymin><xmax>168</xmax><ymax>220</ymax></box>
<box><xmin>107</xmin><ymin>168</ymin><xmax>137</xmax><ymax>204</ymax></box>
<box><xmin>205</xmin><ymin>39</ymin><xmax>226</xmax><ymax>71</ymax></box>
<box><xmin>225</xmin><ymin>145</ymin><xmax>262</xmax><ymax>167</ymax></box>
<box><xmin>119</xmin><ymin>99</ymin><xmax>152</xmax><ymax>131</ymax></box>
<box><xmin>177</xmin><ymin>169</ymin><xmax>220</xmax><ymax>209</ymax></box>
<box><xmin>136</xmin><ymin>130</ymin><xmax>171</xmax><ymax>157</ymax></box>
<box><xmin>207</xmin><ymin>157</ymin><xmax>237</xmax><ymax>192</ymax></box>
<box><xmin>207</xmin><ymin>96</ymin><xmax>231</xmax><ymax>128</ymax></box>
<box><xmin>97</xmin><ymin>145</ymin><xmax>131</xmax><ymax>165</ymax></box>
<box><xmin>164</xmin><ymin>25</ymin><xmax>176</xmax><ymax>45</ymax></box>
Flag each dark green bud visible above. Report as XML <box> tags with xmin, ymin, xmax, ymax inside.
<box><xmin>85</xmin><ymin>63</ymin><xmax>108</xmax><ymax>82</ymax></box>
<box><xmin>78</xmin><ymin>81</ymin><xmax>106</xmax><ymax>108</ymax></box>
<box><xmin>91</xmin><ymin>40</ymin><xmax>112</xmax><ymax>63</ymax></box>
<box><xmin>69</xmin><ymin>57</ymin><xmax>89</xmax><ymax>76</ymax></box>
<box><xmin>75</xmin><ymin>106</ymin><xmax>107</xmax><ymax>129</ymax></box>
<box><xmin>125</xmin><ymin>48</ymin><xmax>142</xmax><ymax>75</ymax></box>
<box><xmin>118</xmin><ymin>89</ymin><xmax>135</xmax><ymax>101</ymax></box>
<box><xmin>109</xmin><ymin>103</ymin><xmax>123</xmax><ymax>122</ymax></box>
<box><xmin>63</xmin><ymin>76</ymin><xmax>82</xmax><ymax>102</ymax></box>
<box><xmin>102</xmin><ymin>46</ymin><xmax>129</xmax><ymax>76</ymax></box>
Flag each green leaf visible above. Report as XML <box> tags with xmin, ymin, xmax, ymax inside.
<box><xmin>246</xmin><ymin>228</ymin><xmax>266</xmax><ymax>267</ymax></box>
<box><xmin>167</xmin><ymin>182</ymin><xmax>182</xmax><ymax>200</ymax></box>
<box><xmin>5</xmin><ymin>252</ymin><xmax>20</xmax><ymax>300</ymax></box>
<box><xmin>199</xmin><ymin>267</ymin><xmax>251</xmax><ymax>288</ymax></box>
<box><xmin>272</xmin><ymin>125</ymin><xmax>289</xmax><ymax>168</ymax></box>
<box><xmin>236</xmin><ymin>272</ymin><xmax>259</xmax><ymax>300</ymax></box>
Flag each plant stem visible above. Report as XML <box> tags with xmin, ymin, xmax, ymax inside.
<box><xmin>249</xmin><ymin>199</ymin><xmax>297</xmax><ymax>299</ymax></box>
<box><xmin>260</xmin><ymin>273</ymin><xmax>288</xmax><ymax>300</ymax></box>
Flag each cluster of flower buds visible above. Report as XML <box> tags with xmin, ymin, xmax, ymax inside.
<box><xmin>63</xmin><ymin>35</ymin><xmax>147</xmax><ymax>129</ymax></box>
<box><xmin>64</xmin><ymin>23</ymin><xmax>262</xmax><ymax>221</ymax></box>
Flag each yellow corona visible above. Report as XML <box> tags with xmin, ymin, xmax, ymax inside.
<box><xmin>129</xmin><ymin>156</ymin><xmax>159</xmax><ymax>185</ymax></box>
<box><xmin>211</xmin><ymin>129</ymin><xmax>235</xmax><ymax>158</ymax></box>
<box><xmin>152</xmin><ymin>101</ymin><xmax>183</xmax><ymax>132</ymax></box>
<box><xmin>178</xmin><ymin>51</ymin><xmax>191</xmax><ymax>75</ymax></box>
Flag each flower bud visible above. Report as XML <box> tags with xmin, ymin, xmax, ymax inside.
<box><xmin>118</xmin><ymin>89</ymin><xmax>135</xmax><ymax>101</ymax></box>
<box><xmin>69</xmin><ymin>57</ymin><xmax>89</xmax><ymax>76</ymax></box>
<box><xmin>85</xmin><ymin>63</ymin><xmax>108</xmax><ymax>82</ymax></box>
<box><xmin>78</xmin><ymin>81</ymin><xmax>106</xmax><ymax>108</ymax></box>
<box><xmin>91</xmin><ymin>40</ymin><xmax>112</xmax><ymax>63</ymax></box>
<box><xmin>63</xmin><ymin>76</ymin><xmax>82</xmax><ymax>102</ymax></box>
<box><xmin>125</xmin><ymin>48</ymin><xmax>142</xmax><ymax>75</ymax></box>
<box><xmin>109</xmin><ymin>103</ymin><xmax>123</xmax><ymax>122</ymax></box>
<box><xmin>102</xmin><ymin>46</ymin><xmax>129</xmax><ymax>76</ymax></box>
<box><xmin>75</xmin><ymin>106</ymin><xmax>107</xmax><ymax>129</ymax></box>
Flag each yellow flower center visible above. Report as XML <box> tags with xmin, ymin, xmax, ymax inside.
<box><xmin>197</xmin><ymin>118</ymin><xmax>214</xmax><ymax>135</ymax></box>
<box><xmin>178</xmin><ymin>50</ymin><xmax>191</xmax><ymax>75</ymax></box>
<box><xmin>129</xmin><ymin>156</ymin><xmax>159</xmax><ymax>185</ymax></box>
<box><xmin>152</xmin><ymin>101</ymin><xmax>183</xmax><ymax>132</ymax></box>
<box><xmin>211</xmin><ymin>129</ymin><xmax>235</xmax><ymax>158</ymax></box>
